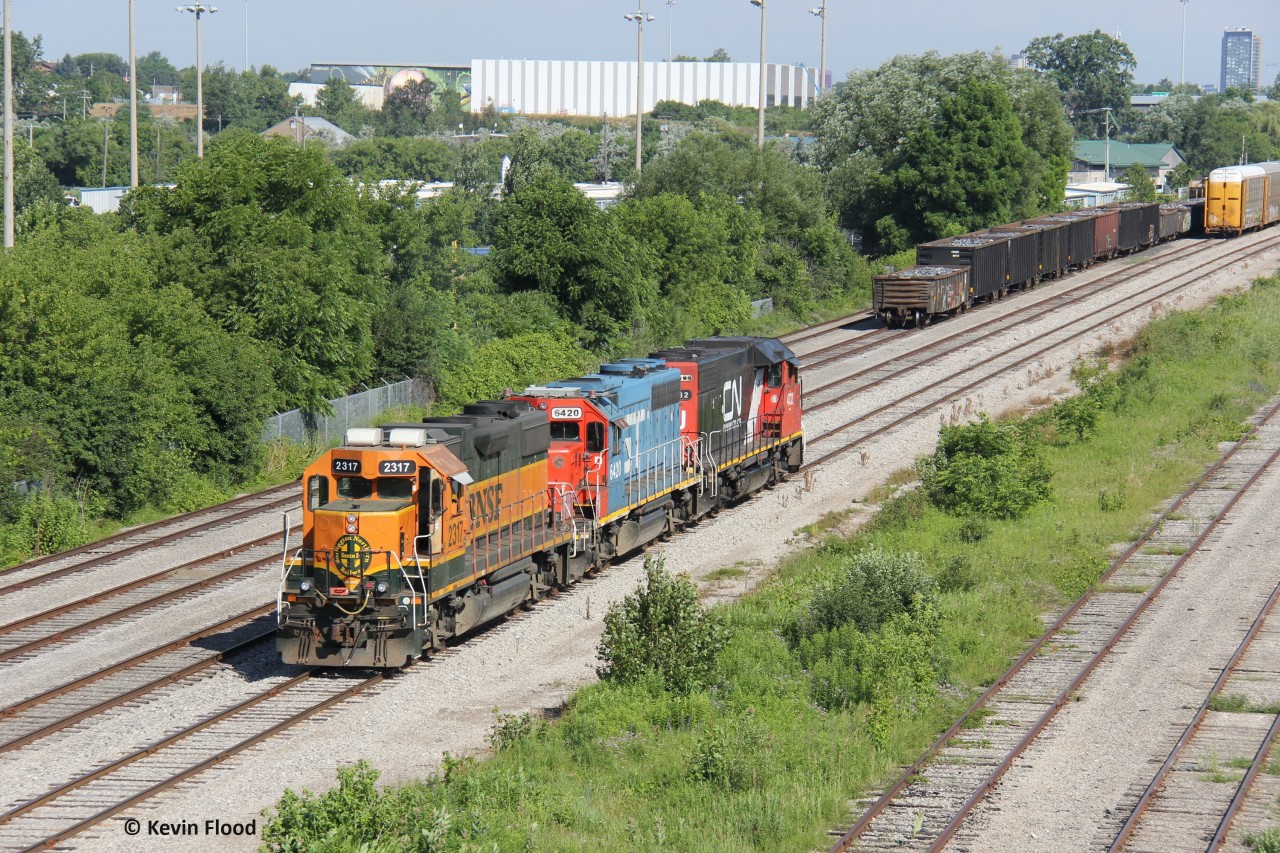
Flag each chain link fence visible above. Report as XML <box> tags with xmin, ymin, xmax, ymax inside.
<box><xmin>261</xmin><ymin>378</ymin><xmax>433</xmax><ymax>444</ymax></box>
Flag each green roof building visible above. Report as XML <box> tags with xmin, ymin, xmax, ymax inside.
<box><xmin>1070</xmin><ymin>141</ymin><xmax>1183</xmax><ymax>189</ymax></box>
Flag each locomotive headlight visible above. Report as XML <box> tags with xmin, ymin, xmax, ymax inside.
<box><xmin>346</xmin><ymin>514</ymin><xmax>357</xmax><ymax>523</ymax></box>
<box><xmin>298</xmin><ymin>580</ymin><xmax>312</xmax><ymax>593</ymax></box>
<box><xmin>375</xmin><ymin>581</ymin><xmax>389</xmax><ymax>594</ymax></box>
<box><xmin>347</xmin><ymin>523</ymin><xmax>357</xmax><ymax>533</ymax></box>
<box><xmin>400</xmin><ymin>596</ymin><xmax>411</xmax><ymax>606</ymax></box>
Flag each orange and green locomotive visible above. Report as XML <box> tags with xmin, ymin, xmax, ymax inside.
<box><xmin>277</xmin><ymin>336</ymin><xmax>803</xmax><ymax>668</ymax></box>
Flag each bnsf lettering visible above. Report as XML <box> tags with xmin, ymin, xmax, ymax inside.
<box><xmin>468</xmin><ymin>482</ymin><xmax>504</xmax><ymax>525</ymax></box>
<box><xmin>550</xmin><ymin>407</ymin><xmax>583</xmax><ymax>419</ymax></box>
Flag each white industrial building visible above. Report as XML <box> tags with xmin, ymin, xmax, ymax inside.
<box><xmin>469</xmin><ymin>59</ymin><xmax>818</xmax><ymax>117</ymax></box>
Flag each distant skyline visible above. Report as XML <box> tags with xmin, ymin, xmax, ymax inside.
<box><xmin>7</xmin><ymin>1</ymin><xmax>1276</xmax><ymax>94</ymax></box>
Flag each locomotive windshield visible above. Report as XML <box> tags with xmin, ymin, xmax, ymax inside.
<box><xmin>334</xmin><ymin>476</ymin><xmax>414</xmax><ymax>501</ymax></box>
<box><xmin>550</xmin><ymin>422</ymin><xmax>580</xmax><ymax>441</ymax></box>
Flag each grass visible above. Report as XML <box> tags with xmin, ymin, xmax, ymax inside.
<box><xmin>263</xmin><ymin>273</ymin><xmax>1280</xmax><ymax>851</ymax></box>
<box><xmin>703</xmin><ymin>565</ymin><xmax>750</xmax><ymax>582</ymax></box>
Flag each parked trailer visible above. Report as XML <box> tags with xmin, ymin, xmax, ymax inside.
<box><xmin>1109</xmin><ymin>201</ymin><xmax>1160</xmax><ymax>251</ymax></box>
<box><xmin>989</xmin><ymin>219</ymin><xmax>1070</xmax><ymax>281</ymax></box>
<box><xmin>1036</xmin><ymin>212</ymin><xmax>1098</xmax><ymax>270</ymax></box>
<box><xmin>916</xmin><ymin>233</ymin><xmax>1010</xmax><ymax>301</ymax></box>
<box><xmin>873</xmin><ymin>265</ymin><xmax>970</xmax><ymax>328</ymax></box>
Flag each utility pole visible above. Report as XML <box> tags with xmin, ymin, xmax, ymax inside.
<box><xmin>623</xmin><ymin>3</ymin><xmax>654</xmax><ymax>176</ymax></box>
<box><xmin>810</xmin><ymin>0</ymin><xmax>827</xmax><ymax>95</ymax></box>
<box><xmin>101</xmin><ymin>116</ymin><xmax>110</xmax><ymax>187</ymax></box>
<box><xmin>129</xmin><ymin>0</ymin><xmax>138</xmax><ymax>187</ymax></box>
<box><xmin>178</xmin><ymin>4</ymin><xmax>218</xmax><ymax>158</ymax></box>
<box><xmin>3</xmin><ymin>0</ymin><xmax>13</xmax><ymax>249</ymax></box>
<box><xmin>1179</xmin><ymin>0</ymin><xmax>1190</xmax><ymax>86</ymax></box>
<box><xmin>751</xmin><ymin>0</ymin><xmax>766</xmax><ymax>148</ymax></box>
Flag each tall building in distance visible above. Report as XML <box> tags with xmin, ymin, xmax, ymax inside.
<box><xmin>1220</xmin><ymin>27</ymin><xmax>1262</xmax><ymax>92</ymax></box>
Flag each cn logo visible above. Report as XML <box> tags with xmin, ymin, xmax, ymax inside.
<box><xmin>722</xmin><ymin>377</ymin><xmax>743</xmax><ymax>422</ymax></box>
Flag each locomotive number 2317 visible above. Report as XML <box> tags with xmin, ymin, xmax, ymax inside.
<box><xmin>379</xmin><ymin>460</ymin><xmax>417</xmax><ymax>475</ymax></box>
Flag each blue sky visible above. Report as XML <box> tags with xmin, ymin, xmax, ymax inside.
<box><xmin>8</xmin><ymin>1</ymin><xmax>1276</xmax><ymax>90</ymax></box>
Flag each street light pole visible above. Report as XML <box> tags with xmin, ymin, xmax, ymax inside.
<box><xmin>751</xmin><ymin>0</ymin><xmax>766</xmax><ymax>148</ymax></box>
<box><xmin>3</xmin><ymin>0</ymin><xmax>13</xmax><ymax>249</ymax></box>
<box><xmin>177</xmin><ymin>4</ymin><xmax>218</xmax><ymax>158</ymax></box>
<box><xmin>623</xmin><ymin>4</ymin><xmax>654</xmax><ymax>176</ymax></box>
<box><xmin>1179</xmin><ymin>0</ymin><xmax>1189</xmax><ymax>86</ymax></box>
<box><xmin>666</xmin><ymin>0</ymin><xmax>674</xmax><ymax>63</ymax></box>
<box><xmin>809</xmin><ymin>0</ymin><xmax>827</xmax><ymax>96</ymax></box>
<box><xmin>129</xmin><ymin>0</ymin><xmax>138</xmax><ymax>187</ymax></box>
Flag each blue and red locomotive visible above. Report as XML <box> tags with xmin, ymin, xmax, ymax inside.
<box><xmin>276</xmin><ymin>336</ymin><xmax>803</xmax><ymax>667</ymax></box>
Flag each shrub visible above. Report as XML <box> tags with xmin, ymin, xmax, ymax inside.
<box><xmin>794</xmin><ymin>547</ymin><xmax>937</xmax><ymax>639</ymax></box>
<box><xmin>596</xmin><ymin>556</ymin><xmax>726</xmax><ymax>694</ymax></box>
<box><xmin>918</xmin><ymin>414</ymin><xmax>1051</xmax><ymax>519</ymax></box>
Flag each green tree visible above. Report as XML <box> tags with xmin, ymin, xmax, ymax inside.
<box><xmin>609</xmin><ymin>193</ymin><xmax>755</xmax><ymax>340</ymax></box>
<box><xmin>330</xmin><ymin>136</ymin><xmax>455</xmax><ymax>181</ymax></box>
<box><xmin>812</xmin><ymin>51</ymin><xmax>1070</xmax><ymax>247</ymax></box>
<box><xmin>136</xmin><ymin>50</ymin><xmax>181</xmax><ymax>88</ymax></box>
<box><xmin>182</xmin><ymin>63</ymin><xmax>299</xmax><ymax>134</ymax></box>
<box><xmin>12</xmin><ymin>140</ymin><xmax>62</xmax><ymax>226</ymax></box>
<box><xmin>1022</xmin><ymin>31</ymin><xmax>1136</xmax><ymax>136</ymax></box>
<box><xmin>492</xmin><ymin>168</ymin><xmax>654</xmax><ymax>349</ymax></box>
<box><xmin>315</xmin><ymin>77</ymin><xmax>373</xmax><ymax>136</ymax></box>
<box><xmin>0</xmin><ymin>30</ymin><xmax>47</xmax><ymax>113</ymax></box>
<box><xmin>1120</xmin><ymin>162</ymin><xmax>1158</xmax><ymax>201</ymax></box>
<box><xmin>596</xmin><ymin>557</ymin><xmax>726</xmax><ymax>694</ymax></box>
<box><xmin>917</xmin><ymin>415</ymin><xmax>1052</xmax><ymax>519</ymax></box>
<box><xmin>705</xmin><ymin>48</ymin><xmax>732</xmax><ymax>62</ymax></box>
<box><xmin>126</xmin><ymin>130</ymin><xmax>384</xmax><ymax>411</ymax></box>
<box><xmin>381</xmin><ymin>77</ymin><xmax>435</xmax><ymax>137</ymax></box>
<box><xmin>875</xmin><ymin>79</ymin><xmax>1029</xmax><ymax>248</ymax></box>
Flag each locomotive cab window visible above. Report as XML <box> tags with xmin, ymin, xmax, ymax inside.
<box><xmin>336</xmin><ymin>477</ymin><xmax>374</xmax><ymax>499</ymax></box>
<box><xmin>550</xmin><ymin>422</ymin><xmax>580</xmax><ymax>441</ymax></box>
<box><xmin>378</xmin><ymin>478</ymin><xmax>413</xmax><ymax>500</ymax></box>
<box><xmin>307</xmin><ymin>475</ymin><xmax>329</xmax><ymax>511</ymax></box>
<box><xmin>586</xmin><ymin>422</ymin><xmax>605</xmax><ymax>453</ymax></box>
<box><xmin>767</xmin><ymin>364</ymin><xmax>783</xmax><ymax>388</ymax></box>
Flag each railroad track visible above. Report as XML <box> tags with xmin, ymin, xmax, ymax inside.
<box><xmin>796</xmin><ymin>236</ymin><xmax>1220</xmax><ymax>380</ymax></box>
<box><xmin>0</xmin><ymin>576</ymin><xmax>599</xmax><ymax>851</ymax></box>
<box><xmin>804</xmin><ymin>232</ymin><xmax>1280</xmax><ymax>466</ymax></box>
<box><xmin>828</xmin><ymin>396</ymin><xmax>1280</xmax><ymax>852</ymax></box>
<box><xmin>0</xmin><ymin>484</ymin><xmax>297</xmax><ymax>596</ymax></box>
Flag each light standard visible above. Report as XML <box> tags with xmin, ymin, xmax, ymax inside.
<box><xmin>177</xmin><ymin>3</ymin><xmax>217</xmax><ymax>158</ymax></box>
<box><xmin>3</xmin><ymin>0</ymin><xmax>13</xmax><ymax>249</ymax></box>
<box><xmin>750</xmin><ymin>0</ymin><xmax>766</xmax><ymax>148</ymax></box>
<box><xmin>809</xmin><ymin>0</ymin><xmax>827</xmax><ymax>96</ymax></box>
<box><xmin>623</xmin><ymin>4</ymin><xmax>654</xmax><ymax>176</ymax></box>
<box><xmin>666</xmin><ymin>0</ymin><xmax>675</xmax><ymax>63</ymax></box>
<box><xmin>130</xmin><ymin>0</ymin><xmax>138</xmax><ymax>188</ymax></box>
<box><xmin>1179</xmin><ymin>0</ymin><xmax>1189</xmax><ymax>86</ymax></box>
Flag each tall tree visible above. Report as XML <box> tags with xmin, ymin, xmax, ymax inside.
<box><xmin>381</xmin><ymin>78</ymin><xmax>435</xmax><ymax>137</ymax></box>
<box><xmin>125</xmin><ymin>130</ymin><xmax>385</xmax><ymax>411</ymax></box>
<box><xmin>1119</xmin><ymin>163</ymin><xmax>1157</xmax><ymax>201</ymax></box>
<box><xmin>315</xmin><ymin>77</ymin><xmax>373</xmax><ymax>135</ymax></box>
<box><xmin>811</xmin><ymin>51</ymin><xmax>1070</xmax><ymax>249</ymax></box>
<box><xmin>491</xmin><ymin>169</ymin><xmax>654</xmax><ymax>350</ymax></box>
<box><xmin>1022</xmin><ymin>31</ymin><xmax>1136</xmax><ymax>136</ymax></box>
<box><xmin>877</xmin><ymin>80</ymin><xmax>1029</xmax><ymax>249</ymax></box>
